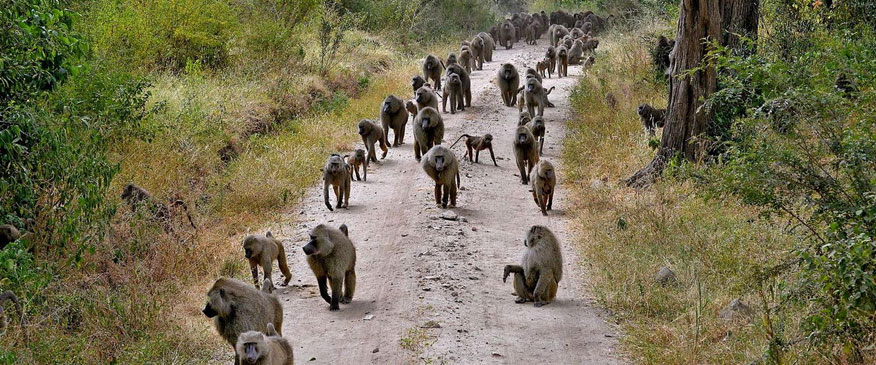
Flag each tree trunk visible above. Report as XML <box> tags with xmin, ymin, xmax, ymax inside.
<box><xmin>626</xmin><ymin>0</ymin><xmax>759</xmax><ymax>188</ymax></box>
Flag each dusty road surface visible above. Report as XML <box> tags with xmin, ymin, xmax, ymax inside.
<box><xmin>272</xmin><ymin>41</ymin><xmax>621</xmax><ymax>364</ymax></box>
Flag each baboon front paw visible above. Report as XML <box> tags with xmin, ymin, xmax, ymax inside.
<box><xmin>515</xmin><ymin>297</ymin><xmax>527</xmax><ymax>304</ymax></box>
<box><xmin>340</xmin><ymin>297</ymin><xmax>352</xmax><ymax>304</ymax></box>
<box><xmin>329</xmin><ymin>305</ymin><xmax>340</xmax><ymax>311</ymax></box>
<box><xmin>534</xmin><ymin>301</ymin><xmax>546</xmax><ymax>308</ymax></box>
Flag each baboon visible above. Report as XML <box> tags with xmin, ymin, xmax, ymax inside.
<box><xmin>120</xmin><ymin>183</ymin><xmax>196</xmax><ymax>231</ymax></box>
<box><xmin>637</xmin><ymin>103</ymin><xmax>667</xmax><ymax>136</ymax></box>
<box><xmin>442</xmin><ymin>73</ymin><xmax>464</xmax><ymax>114</ymax></box>
<box><xmin>379</xmin><ymin>95</ymin><xmax>409</xmax><ymax>147</ymax></box>
<box><xmin>470</xmin><ymin>36</ymin><xmax>485</xmax><ymax>70</ymax></box>
<box><xmin>0</xmin><ymin>291</ymin><xmax>23</xmax><ymax>338</ymax></box>
<box><xmin>303</xmin><ymin>224</ymin><xmax>357</xmax><ymax>311</ymax></box>
<box><xmin>243</xmin><ymin>231</ymin><xmax>292</xmax><ymax>287</ymax></box>
<box><xmin>202</xmin><ymin>277</ymin><xmax>283</xmax><ymax>363</ymax></box>
<box><xmin>496</xmin><ymin>63</ymin><xmax>520</xmax><ymax>107</ymax></box>
<box><xmin>530</xmin><ymin>160</ymin><xmax>556</xmax><ymax>215</ymax></box>
<box><xmin>235</xmin><ymin>323</ymin><xmax>293</xmax><ymax>365</ymax></box>
<box><xmin>581</xmin><ymin>38</ymin><xmax>599</xmax><ymax>54</ymax></box>
<box><xmin>421</xmin><ymin>145</ymin><xmax>460</xmax><ymax>208</ymax></box>
<box><xmin>357</xmin><ymin>119</ymin><xmax>388</xmax><ymax>162</ymax></box>
<box><xmin>583</xmin><ymin>55</ymin><xmax>595</xmax><ymax>69</ymax></box>
<box><xmin>582</xmin><ymin>21</ymin><xmax>593</xmax><ymax>34</ymax></box>
<box><xmin>569</xmin><ymin>39</ymin><xmax>584</xmax><ymax>65</ymax></box>
<box><xmin>525</xmin><ymin>67</ymin><xmax>543</xmax><ymax>83</ymax></box>
<box><xmin>446</xmin><ymin>53</ymin><xmax>457</xmax><ymax>66</ymax></box>
<box><xmin>348</xmin><ymin>149</ymin><xmax>367</xmax><ymax>181</ymax></box>
<box><xmin>527</xmin><ymin>116</ymin><xmax>547</xmax><ymax>156</ymax></box>
<box><xmin>562</xmin><ymin>36</ymin><xmax>574</xmax><ymax>50</ymax></box>
<box><xmin>218</xmin><ymin>139</ymin><xmax>241</xmax><ymax>164</ymax></box>
<box><xmin>551</xmin><ymin>25</ymin><xmax>570</xmax><ymax>47</ymax></box>
<box><xmin>653</xmin><ymin>35</ymin><xmax>675</xmax><ymax>73</ymax></box>
<box><xmin>536</xmin><ymin>59</ymin><xmax>551</xmax><ymax>79</ymax></box>
<box><xmin>502</xmin><ymin>225</ymin><xmax>563</xmax><ymax>307</ymax></box>
<box><xmin>446</xmin><ymin>63</ymin><xmax>472</xmax><ymax>108</ymax></box>
<box><xmin>525</xmin><ymin>24</ymin><xmax>537</xmax><ymax>45</ymax></box>
<box><xmin>499</xmin><ymin>21</ymin><xmax>516</xmax><ymax>49</ymax></box>
<box><xmin>0</xmin><ymin>224</ymin><xmax>20</xmax><ymax>250</ymax></box>
<box><xmin>458</xmin><ymin>49</ymin><xmax>473</xmax><ymax>75</ymax></box>
<box><xmin>489</xmin><ymin>25</ymin><xmax>499</xmax><ymax>43</ymax></box>
<box><xmin>450</xmin><ymin>134</ymin><xmax>497</xmax><ymax>166</ymax></box>
<box><xmin>836</xmin><ymin>73</ymin><xmax>858</xmax><ymax>98</ymax></box>
<box><xmin>422</xmin><ymin>55</ymin><xmax>444</xmax><ymax>90</ymax></box>
<box><xmin>518</xmin><ymin>111</ymin><xmax>532</xmax><ymax>126</ymax></box>
<box><xmin>513</xmin><ymin>126</ymin><xmax>539</xmax><ymax>184</ymax></box>
<box><xmin>461</xmin><ymin>40</ymin><xmax>471</xmax><ymax>49</ymax></box>
<box><xmin>413</xmin><ymin>107</ymin><xmax>445</xmax><ymax>162</ymax></box>
<box><xmin>414</xmin><ymin>86</ymin><xmax>439</xmax><ymax>112</ymax></box>
<box><xmin>322</xmin><ymin>154</ymin><xmax>351</xmax><ymax>211</ymax></box>
<box><xmin>570</xmin><ymin>27</ymin><xmax>585</xmax><ymax>39</ymax></box>
<box><xmin>477</xmin><ymin>32</ymin><xmax>495</xmax><ymax>62</ymax></box>
<box><xmin>524</xmin><ymin>77</ymin><xmax>551</xmax><ymax>117</ymax></box>
<box><xmin>557</xmin><ymin>46</ymin><xmax>569</xmax><ymax>77</ymax></box>
<box><xmin>404</xmin><ymin>100</ymin><xmax>418</xmax><ymax>120</ymax></box>
<box><xmin>545</xmin><ymin>46</ymin><xmax>557</xmax><ymax>74</ymax></box>
<box><xmin>411</xmin><ymin>75</ymin><xmax>426</xmax><ymax>95</ymax></box>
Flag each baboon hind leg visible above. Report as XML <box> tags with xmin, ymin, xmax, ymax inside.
<box><xmin>533</xmin><ymin>276</ymin><xmax>558</xmax><ymax>307</ymax></box>
<box><xmin>513</xmin><ymin>272</ymin><xmax>534</xmax><ymax>303</ymax></box>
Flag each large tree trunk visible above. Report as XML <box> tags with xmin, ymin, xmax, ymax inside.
<box><xmin>626</xmin><ymin>0</ymin><xmax>759</xmax><ymax>188</ymax></box>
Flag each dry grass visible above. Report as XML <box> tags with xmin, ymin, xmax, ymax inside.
<box><xmin>561</xmin><ymin>18</ymin><xmax>817</xmax><ymax>364</ymax></box>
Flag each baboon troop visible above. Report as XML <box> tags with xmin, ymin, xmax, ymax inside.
<box><xmin>503</xmin><ymin>225</ymin><xmax>563</xmax><ymax>307</ymax></box>
<box><xmin>303</xmin><ymin>224</ymin><xmax>357</xmax><ymax>311</ymax></box>
<box><xmin>497</xmin><ymin>63</ymin><xmax>520</xmax><ymax>107</ymax></box>
<box><xmin>348</xmin><ymin>149</ymin><xmax>367</xmax><ymax>182</ymax></box>
<box><xmin>358</xmin><ymin>119</ymin><xmax>388</xmax><ymax>162</ymax></box>
<box><xmin>235</xmin><ymin>323</ymin><xmax>294</xmax><ymax>365</ymax></box>
<box><xmin>637</xmin><ymin>103</ymin><xmax>667</xmax><ymax>136</ymax></box>
<box><xmin>322</xmin><ymin>154</ymin><xmax>351</xmax><ymax>211</ymax></box>
<box><xmin>530</xmin><ymin>160</ymin><xmax>556</xmax><ymax>215</ymax></box>
<box><xmin>243</xmin><ymin>231</ymin><xmax>292</xmax><ymax>287</ymax></box>
<box><xmin>413</xmin><ymin>107</ymin><xmax>445</xmax><ymax>162</ymax></box>
<box><xmin>202</xmin><ymin>277</ymin><xmax>283</xmax><ymax>363</ymax></box>
<box><xmin>422</xmin><ymin>145</ymin><xmax>461</xmax><ymax>208</ymax></box>
<box><xmin>450</xmin><ymin>134</ymin><xmax>498</xmax><ymax>166</ymax></box>
<box><xmin>513</xmin><ymin>126</ymin><xmax>540</xmax><ymax>185</ymax></box>
<box><xmin>379</xmin><ymin>95</ymin><xmax>409</xmax><ymax>147</ymax></box>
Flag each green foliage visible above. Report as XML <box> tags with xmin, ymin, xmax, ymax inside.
<box><xmin>82</xmin><ymin>0</ymin><xmax>236</xmax><ymax>71</ymax></box>
<box><xmin>334</xmin><ymin>0</ymin><xmax>496</xmax><ymax>42</ymax></box>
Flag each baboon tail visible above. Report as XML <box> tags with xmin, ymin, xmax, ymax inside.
<box><xmin>276</xmin><ymin>243</ymin><xmax>292</xmax><ymax>282</ymax></box>
<box><xmin>170</xmin><ymin>200</ymin><xmax>197</xmax><ymax>230</ymax></box>
<box><xmin>546</xmin><ymin>86</ymin><xmax>556</xmax><ymax>95</ymax></box>
<box><xmin>449</xmin><ymin>134</ymin><xmax>470</xmax><ymax>149</ymax></box>
<box><xmin>0</xmin><ymin>291</ymin><xmax>24</xmax><ymax>337</ymax></box>
<box><xmin>456</xmin><ymin>171</ymin><xmax>461</xmax><ymax>188</ymax></box>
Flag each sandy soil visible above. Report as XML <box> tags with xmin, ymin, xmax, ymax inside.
<box><xmin>271</xmin><ymin>41</ymin><xmax>622</xmax><ymax>364</ymax></box>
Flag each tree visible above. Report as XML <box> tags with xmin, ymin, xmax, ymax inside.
<box><xmin>626</xmin><ymin>0</ymin><xmax>759</xmax><ymax>187</ymax></box>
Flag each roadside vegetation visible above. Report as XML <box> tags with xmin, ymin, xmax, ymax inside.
<box><xmin>562</xmin><ymin>0</ymin><xmax>875</xmax><ymax>363</ymax></box>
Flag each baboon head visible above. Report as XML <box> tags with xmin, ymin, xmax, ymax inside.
<box><xmin>424</xmin><ymin>55</ymin><xmax>439</xmax><ymax>71</ymax></box>
<box><xmin>472</xmin><ymin>36</ymin><xmax>484</xmax><ymax>50</ymax></box>
<box><xmin>525</xmin><ymin>68</ymin><xmax>539</xmax><ymax>79</ymax></box>
<box><xmin>382</xmin><ymin>96</ymin><xmax>400</xmax><ymax>115</ymax></box>
<box><xmin>637</xmin><ymin>104</ymin><xmax>651</xmax><ymax>118</ymax></box>
<box><xmin>573</xmin><ymin>39</ymin><xmax>584</xmax><ymax>49</ymax></box>
<box><xmin>236</xmin><ymin>330</ymin><xmax>270</xmax><ymax>364</ymax></box>
<box><xmin>582</xmin><ymin>22</ymin><xmax>593</xmax><ymax>33</ymax></box>
<box><xmin>554</xmin><ymin>28</ymin><xmax>565</xmax><ymax>39</ymax></box>
<box><xmin>537</xmin><ymin>161</ymin><xmax>554</xmax><ymax>181</ymax></box>
<box><xmin>558</xmin><ymin>47</ymin><xmax>568</xmax><ymax>57</ymax></box>
<box><xmin>0</xmin><ymin>225</ymin><xmax>21</xmax><ymax>246</ymax></box>
<box><xmin>533</xmin><ymin>116</ymin><xmax>546</xmax><ymax>128</ymax></box>
<box><xmin>326</xmin><ymin>154</ymin><xmax>345</xmax><ymax>174</ymax></box>
<box><xmin>571</xmin><ymin>28</ymin><xmax>584</xmax><ymax>39</ymax></box>
<box><xmin>120</xmin><ymin>183</ymin><xmax>141</xmax><ymax>202</ymax></box>
<box><xmin>242</xmin><ymin>233</ymin><xmax>267</xmax><ymax>259</ymax></box>
<box><xmin>482</xmin><ymin>134</ymin><xmax>493</xmax><ymax>144</ymax></box>
<box><xmin>303</xmin><ymin>224</ymin><xmax>336</xmax><ymax>257</ymax></box>
<box><xmin>354</xmin><ymin>149</ymin><xmax>366</xmax><ymax>160</ymax></box>
<box><xmin>500</xmin><ymin>64</ymin><xmax>516</xmax><ymax>81</ymax></box>
<box><xmin>516</xmin><ymin>126</ymin><xmax>534</xmax><ymax>145</ymax></box>
<box><xmin>357</xmin><ymin>119</ymin><xmax>374</xmax><ymax>136</ymax></box>
<box><xmin>412</xmin><ymin>75</ymin><xmax>426</xmax><ymax>91</ymax></box>
<box><xmin>405</xmin><ymin>100</ymin><xmax>417</xmax><ymax>113</ymax></box>
<box><xmin>446</xmin><ymin>53</ymin><xmax>457</xmax><ymax>65</ymax></box>
<box><xmin>525</xmin><ymin>77</ymin><xmax>541</xmax><ymax>93</ymax></box>
<box><xmin>519</xmin><ymin>112</ymin><xmax>532</xmax><ymax>125</ymax></box>
<box><xmin>546</xmin><ymin>46</ymin><xmax>556</xmax><ymax>58</ymax></box>
<box><xmin>524</xmin><ymin>225</ymin><xmax>551</xmax><ymax>248</ymax></box>
<box><xmin>415</xmin><ymin>86</ymin><xmax>432</xmax><ymax>104</ymax></box>
<box><xmin>202</xmin><ymin>279</ymin><xmax>234</xmax><ymax>318</ymax></box>
<box><xmin>502</xmin><ymin>21</ymin><xmax>513</xmax><ymax>33</ymax></box>
<box><xmin>447</xmin><ymin>73</ymin><xmax>462</xmax><ymax>89</ymax></box>
<box><xmin>418</xmin><ymin>107</ymin><xmax>441</xmax><ymax>131</ymax></box>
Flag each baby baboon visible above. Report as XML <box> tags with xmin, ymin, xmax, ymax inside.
<box><xmin>536</xmin><ymin>59</ymin><xmax>551</xmax><ymax>79</ymax></box>
<box><xmin>421</xmin><ymin>145</ymin><xmax>460</xmax><ymax>208</ymax></box>
<box><xmin>414</xmin><ymin>86</ymin><xmax>439</xmax><ymax>112</ymax></box>
<box><xmin>235</xmin><ymin>323</ymin><xmax>293</xmax><ymax>365</ymax></box>
<box><xmin>527</xmin><ymin>116</ymin><xmax>547</xmax><ymax>155</ymax></box>
<box><xmin>411</xmin><ymin>75</ymin><xmax>426</xmax><ymax>95</ymax></box>
<box><xmin>499</xmin><ymin>21</ymin><xmax>516</xmax><ymax>49</ymax></box>
<box><xmin>459</xmin><ymin>49</ymin><xmax>473</xmax><ymax>75</ymax></box>
<box><xmin>518</xmin><ymin>111</ymin><xmax>532</xmax><ymax>126</ymax></box>
<box><xmin>557</xmin><ymin>46</ymin><xmax>569</xmax><ymax>77</ymax></box>
<box><xmin>442</xmin><ymin>72</ymin><xmax>464</xmax><ymax>114</ymax></box>
<box><xmin>496</xmin><ymin>63</ymin><xmax>520</xmax><ymax>107</ymax></box>
<box><xmin>413</xmin><ymin>107</ymin><xmax>445</xmax><ymax>161</ymax></box>
<box><xmin>0</xmin><ymin>224</ymin><xmax>21</xmax><ymax>250</ymax></box>
<box><xmin>513</xmin><ymin>126</ymin><xmax>539</xmax><ymax>184</ymax></box>
<box><xmin>379</xmin><ymin>95</ymin><xmax>409</xmax><ymax>147</ymax></box>
<box><xmin>530</xmin><ymin>160</ymin><xmax>556</xmax><ymax>215</ymax></box>
<box><xmin>524</xmin><ymin>77</ymin><xmax>552</xmax><ymax>117</ymax></box>
<box><xmin>502</xmin><ymin>225</ymin><xmax>563</xmax><ymax>307</ymax></box>
<box><xmin>446</xmin><ymin>53</ymin><xmax>457</xmax><ymax>66</ymax></box>
<box><xmin>120</xmin><ymin>183</ymin><xmax>196</xmax><ymax>231</ymax></box>
<box><xmin>202</xmin><ymin>277</ymin><xmax>283</xmax><ymax>361</ymax></box>
<box><xmin>470</xmin><ymin>36</ymin><xmax>485</xmax><ymax>70</ymax></box>
<box><xmin>446</xmin><ymin>64</ymin><xmax>472</xmax><ymax>108</ymax></box>
<box><xmin>243</xmin><ymin>231</ymin><xmax>292</xmax><ymax>287</ymax></box>
<box><xmin>423</xmin><ymin>55</ymin><xmax>444</xmax><ymax>90</ymax></box>
<box><xmin>358</xmin><ymin>119</ymin><xmax>388</xmax><ymax>162</ymax></box>
<box><xmin>637</xmin><ymin>103</ymin><xmax>667</xmax><ymax>136</ymax></box>
<box><xmin>303</xmin><ymin>224</ymin><xmax>357</xmax><ymax>311</ymax></box>
<box><xmin>322</xmin><ymin>154</ymin><xmax>351</xmax><ymax>211</ymax></box>
<box><xmin>0</xmin><ymin>291</ymin><xmax>23</xmax><ymax>338</ymax></box>
<box><xmin>348</xmin><ymin>149</ymin><xmax>367</xmax><ymax>182</ymax></box>
<box><xmin>404</xmin><ymin>100</ymin><xmax>418</xmax><ymax>121</ymax></box>
<box><xmin>545</xmin><ymin>46</ymin><xmax>557</xmax><ymax>74</ymax></box>
<box><xmin>477</xmin><ymin>32</ymin><xmax>495</xmax><ymax>62</ymax></box>
<box><xmin>450</xmin><ymin>134</ymin><xmax>498</xmax><ymax>166</ymax></box>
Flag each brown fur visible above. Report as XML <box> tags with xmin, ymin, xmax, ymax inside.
<box><xmin>477</xmin><ymin>32</ymin><xmax>495</xmax><ymax>62</ymax></box>
<box><xmin>523</xmin><ymin>77</ymin><xmax>553</xmax><ymax>117</ymax></box>
<box><xmin>422</xmin><ymin>55</ymin><xmax>444</xmax><ymax>90</ymax></box>
<box><xmin>470</xmin><ymin>36</ymin><xmax>485</xmax><ymax>70</ymax></box>
<box><xmin>442</xmin><ymin>72</ymin><xmax>464</xmax><ymax>114</ymax></box>
<box><xmin>243</xmin><ymin>231</ymin><xmax>292</xmax><ymax>287</ymax></box>
<box><xmin>0</xmin><ymin>291</ymin><xmax>23</xmax><ymax>339</ymax></box>
<box><xmin>526</xmin><ymin>116</ymin><xmax>546</xmax><ymax>156</ymax></box>
<box><xmin>322</xmin><ymin>154</ymin><xmax>351</xmax><ymax>211</ymax></box>
<box><xmin>525</xmin><ymin>23</ymin><xmax>537</xmax><ymax>45</ymax></box>
<box><xmin>235</xmin><ymin>323</ymin><xmax>293</xmax><ymax>365</ymax></box>
<box><xmin>450</xmin><ymin>134</ymin><xmax>497</xmax><ymax>166</ymax></box>
<box><xmin>530</xmin><ymin>160</ymin><xmax>556</xmax><ymax>215</ymax></box>
<box><xmin>422</xmin><ymin>145</ymin><xmax>461</xmax><ymax>208</ymax></box>
<box><xmin>413</xmin><ymin>107</ymin><xmax>445</xmax><ymax>162</ymax></box>
<box><xmin>414</xmin><ymin>86</ymin><xmax>439</xmax><ymax>112</ymax></box>
<box><xmin>502</xmin><ymin>226</ymin><xmax>563</xmax><ymax>307</ymax></box>
<box><xmin>545</xmin><ymin>46</ymin><xmax>557</xmax><ymax>75</ymax></box>
<box><xmin>120</xmin><ymin>183</ymin><xmax>196</xmax><ymax>231</ymax></box>
<box><xmin>379</xmin><ymin>95</ymin><xmax>409</xmax><ymax>147</ymax></box>
<box><xmin>411</xmin><ymin>75</ymin><xmax>426</xmax><ymax>96</ymax></box>
<box><xmin>202</xmin><ymin>278</ymin><xmax>283</xmax><ymax>362</ymax></box>
<box><xmin>0</xmin><ymin>224</ymin><xmax>21</xmax><ymax>251</ymax></box>
<box><xmin>496</xmin><ymin>63</ymin><xmax>520</xmax><ymax>107</ymax></box>
<box><xmin>303</xmin><ymin>224</ymin><xmax>357</xmax><ymax>311</ymax></box>
<box><xmin>358</xmin><ymin>119</ymin><xmax>388</xmax><ymax>163</ymax></box>
<box><xmin>557</xmin><ymin>46</ymin><xmax>569</xmax><ymax>77</ymax></box>
<box><xmin>513</xmin><ymin>126</ymin><xmax>539</xmax><ymax>184</ymax></box>
<box><xmin>458</xmin><ymin>49</ymin><xmax>473</xmax><ymax>75</ymax></box>
<box><xmin>536</xmin><ymin>59</ymin><xmax>552</xmax><ymax>79</ymax></box>
<box><xmin>637</xmin><ymin>103</ymin><xmax>667</xmax><ymax>136</ymax></box>
<box><xmin>348</xmin><ymin>149</ymin><xmax>368</xmax><ymax>182</ymax></box>
<box><xmin>446</xmin><ymin>64</ymin><xmax>472</xmax><ymax>108</ymax></box>
<box><xmin>499</xmin><ymin>20</ymin><xmax>516</xmax><ymax>49</ymax></box>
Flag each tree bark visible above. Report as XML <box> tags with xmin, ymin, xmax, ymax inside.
<box><xmin>626</xmin><ymin>0</ymin><xmax>759</xmax><ymax>188</ymax></box>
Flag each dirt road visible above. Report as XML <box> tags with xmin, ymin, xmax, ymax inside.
<box><xmin>273</xmin><ymin>41</ymin><xmax>621</xmax><ymax>364</ymax></box>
